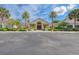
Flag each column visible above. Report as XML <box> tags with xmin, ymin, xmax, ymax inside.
<box><xmin>35</xmin><ymin>23</ymin><xmax>37</xmax><ymax>30</ymax></box>
<box><xmin>42</xmin><ymin>23</ymin><xmax>44</xmax><ymax>30</ymax></box>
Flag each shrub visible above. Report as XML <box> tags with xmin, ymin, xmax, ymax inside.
<box><xmin>7</xmin><ymin>28</ymin><xmax>13</xmax><ymax>31</ymax></box>
<box><xmin>64</xmin><ymin>28</ymin><xmax>79</xmax><ymax>31</ymax></box>
<box><xmin>0</xmin><ymin>28</ymin><xmax>8</xmax><ymax>31</ymax></box>
<box><xmin>18</xmin><ymin>28</ymin><xmax>26</xmax><ymax>31</ymax></box>
<box><xmin>12</xmin><ymin>28</ymin><xmax>17</xmax><ymax>31</ymax></box>
<box><xmin>47</xmin><ymin>28</ymin><xmax>52</xmax><ymax>31</ymax></box>
<box><xmin>54</xmin><ymin>26</ymin><xmax>64</xmax><ymax>31</ymax></box>
<box><xmin>0</xmin><ymin>28</ymin><xmax>3</xmax><ymax>31</ymax></box>
<box><xmin>28</xmin><ymin>28</ymin><xmax>31</xmax><ymax>31</ymax></box>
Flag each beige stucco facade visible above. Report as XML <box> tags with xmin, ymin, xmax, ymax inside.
<box><xmin>31</xmin><ymin>18</ymin><xmax>49</xmax><ymax>30</ymax></box>
<box><xmin>65</xmin><ymin>17</ymin><xmax>79</xmax><ymax>28</ymax></box>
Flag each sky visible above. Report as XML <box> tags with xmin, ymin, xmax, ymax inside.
<box><xmin>0</xmin><ymin>4</ymin><xmax>79</xmax><ymax>23</ymax></box>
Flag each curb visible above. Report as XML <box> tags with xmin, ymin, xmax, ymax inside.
<box><xmin>0</xmin><ymin>31</ymin><xmax>79</xmax><ymax>33</ymax></box>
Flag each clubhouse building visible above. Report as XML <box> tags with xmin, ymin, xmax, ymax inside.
<box><xmin>31</xmin><ymin>18</ymin><xmax>49</xmax><ymax>30</ymax></box>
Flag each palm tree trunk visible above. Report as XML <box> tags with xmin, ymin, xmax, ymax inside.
<box><xmin>52</xmin><ymin>18</ymin><xmax>54</xmax><ymax>30</ymax></box>
<box><xmin>28</xmin><ymin>19</ymin><xmax>30</xmax><ymax>30</ymax></box>
<box><xmin>25</xmin><ymin>19</ymin><xmax>27</xmax><ymax>28</ymax></box>
<box><xmin>73</xmin><ymin>18</ymin><xmax>76</xmax><ymax>28</ymax></box>
<box><xmin>1</xmin><ymin>17</ymin><xmax>5</xmax><ymax>28</ymax></box>
<box><xmin>27</xmin><ymin>19</ymin><xmax>29</xmax><ymax>30</ymax></box>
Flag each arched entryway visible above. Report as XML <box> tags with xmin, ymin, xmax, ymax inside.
<box><xmin>37</xmin><ymin>22</ymin><xmax>42</xmax><ymax>30</ymax></box>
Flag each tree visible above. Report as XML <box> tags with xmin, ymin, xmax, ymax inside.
<box><xmin>59</xmin><ymin>21</ymin><xmax>68</xmax><ymax>28</ymax></box>
<box><xmin>14</xmin><ymin>19</ymin><xmax>21</xmax><ymax>25</ymax></box>
<box><xmin>22</xmin><ymin>11</ymin><xmax>30</xmax><ymax>29</ymax></box>
<box><xmin>13</xmin><ymin>19</ymin><xmax>21</xmax><ymax>29</ymax></box>
<box><xmin>8</xmin><ymin>18</ymin><xmax>21</xmax><ymax>29</ymax></box>
<box><xmin>49</xmin><ymin>11</ymin><xmax>57</xmax><ymax>29</ymax></box>
<box><xmin>68</xmin><ymin>9</ymin><xmax>79</xmax><ymax>28</ymax></box>
<box><xmin>52</xmin><ymin>20</ymin><xmax>60</xmax><ymax>23</ymax></box>
<box><xmin>0</xmin><ymin>7</ymin><xmax>10</xmax><ymax>28</ymax></box>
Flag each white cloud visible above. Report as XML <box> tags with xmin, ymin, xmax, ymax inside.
<box><xmin>53</xmin><ymin>6</ymin><xmax>67</xmax><ymax>15</ymax></box>
<box><xmin>18</xmin><ymin>4</ymin><xmax>40</xmax><ymax>21</ymax></box>
<box><xmin>67</xmin><ymin>4</ymin><xmax>77</xmax><ymax>10</ymax></box>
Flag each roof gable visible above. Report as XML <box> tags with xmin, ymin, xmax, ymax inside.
<box><xmin>31</xmin><ymin>18</ymin><xmax>48</xmax><ymax>24</ymax></box>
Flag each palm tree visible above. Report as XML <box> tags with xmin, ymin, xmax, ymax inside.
<box><xmin>49</xmin><ymin>11</ymin><xmax>57</xmax><ymax>29</ymax></box>
<box><xmin>22</xmin><ymin>11</ymin><xmax>29</xmax><ymax>29</ymax></box>
<box><xmin>68</xmin><ymin>9</ymin><xmax>79</xmax><ymax>28</ymax></box>
<box><xmin>0</xmin><ymin>7</ymin><xmax>10</xmax><ymax>28</ymax></box>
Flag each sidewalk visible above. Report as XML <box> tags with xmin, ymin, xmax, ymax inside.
<box><xmin>0</xmin><ymin>31</ymin><xmax>79</xmax><ymax>33</ymax></box>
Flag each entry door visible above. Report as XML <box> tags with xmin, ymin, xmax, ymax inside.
<box><xmin>37</xmin><ymin>24</ymin><xmax>41</xmax><ymax>30</ymax></box>
<box><xmin>37</xmin><ymin>21</ymin><xmax>42</xmax><ymax>30</ymax></box>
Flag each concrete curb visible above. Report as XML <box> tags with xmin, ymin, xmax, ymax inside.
<box><xmin>0</xmin><ymin>31</ymin><xmax>79</xmax><ymax>33</ymax></box>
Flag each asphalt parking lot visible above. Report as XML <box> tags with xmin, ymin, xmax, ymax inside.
<box><xmin>0</xmin><ymin>32</ymin><xmax>79</xmax><ymax>55</ymax></box>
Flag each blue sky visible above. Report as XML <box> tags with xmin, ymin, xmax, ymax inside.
<box><xmin>0</xmin><ymin>4</ymin><xmax>79</xmax><ymax>23</ymax></box>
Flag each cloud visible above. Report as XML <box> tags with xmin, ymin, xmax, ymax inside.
<box><xmin>53</xmin><ymin>6</ymin><xmax>67</xmax><ymax>15</ymax></box>
<box><xmin>1</xmin><ymin>4</ymin><xmax>77</xmax><ymax>22</ymax></box>
<box><xmin>53</xmin><ymin>4</ymin><xmax>77</xmax><ymax>16</ymax></box>
<box><xmin>21</xmin><ymin>4</ymin><xmax>55</xmax><ymax>21</ymax></box>
<box><xmin>67</xmin><ymin>4</ymin><xmax>77</xmax><ymax>10</ymax></box>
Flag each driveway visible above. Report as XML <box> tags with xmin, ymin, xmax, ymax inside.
<box><xmin>0</xmin><ymin>32</ymin><xmax>79</xmax><ymax>55</ymax></box>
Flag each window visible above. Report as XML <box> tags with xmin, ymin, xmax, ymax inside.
<box><xmin>77</xmin><ymin>19</ymin><xmax>79</xmax><ymax>21</ymax></box>
<box><xmin>76</xmin><ymin>25</ymin><xmax>79</xmax><ymax>28</ymax></box>
<box><xmin>67</xmin><ymin>25</ymin><xmax>73</xmax><ymax>28</ymax></box>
